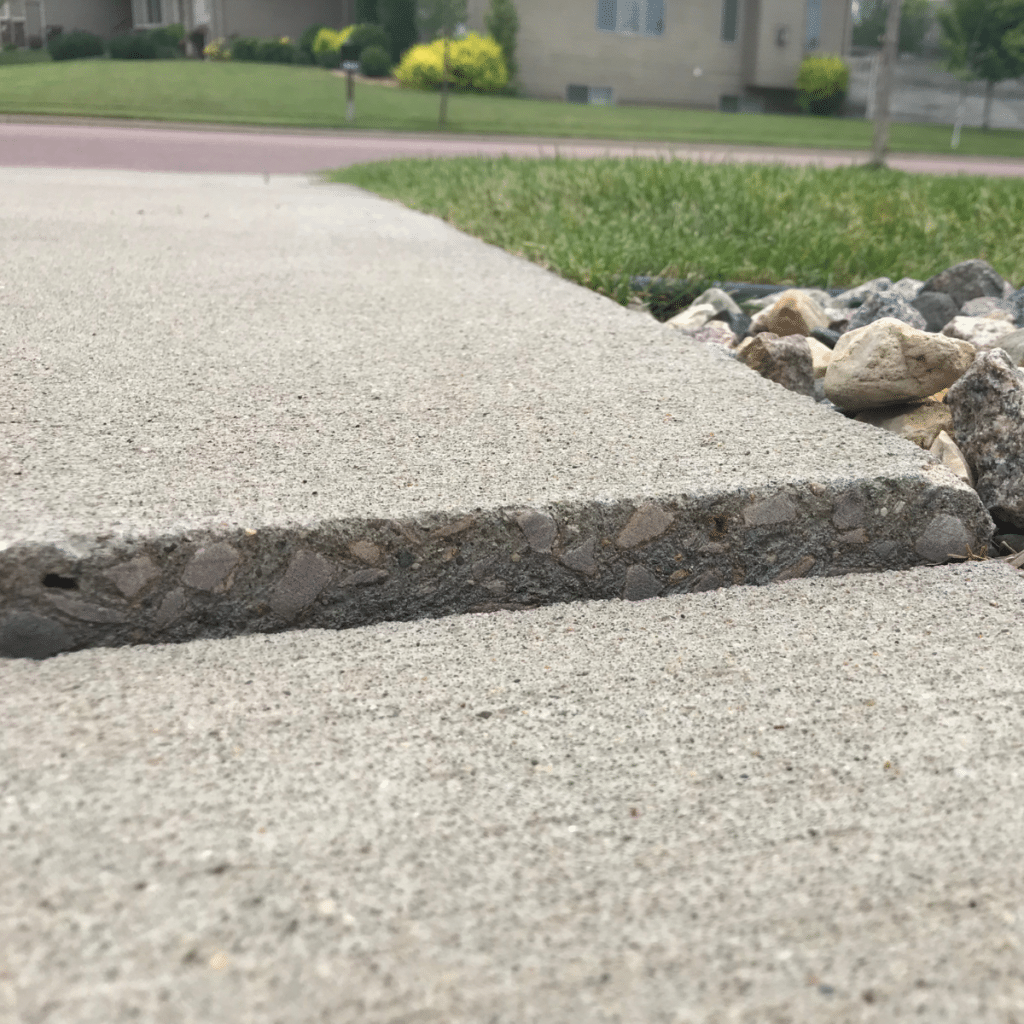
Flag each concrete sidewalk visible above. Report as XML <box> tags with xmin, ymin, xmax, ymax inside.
<box><xmin>0</xmin><ymin>168</ymin><xmax>992</xmax><ymax>660</ymax></box>
<box><xmin>4</xmin><ymin>562</ymin><xmax>1024</xmax><ymax>1022</ymax></box>
<box><xmin>2</xmin><ymin>168</ymin><xmax>1024</xmax><ymax>1022</ymax></box>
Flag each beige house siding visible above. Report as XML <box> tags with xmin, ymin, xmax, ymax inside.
<box><xmin>467</xmin><ymin>0</ymin><xmax>853</xmax><ymax>108</ymax></box>
<box><xmin>37</xmin><ymin>0</ymin><xmax>352</xmax><ymax>39</ymax></box>
<box><xmin>209</xmin><ymin>0</ymin><xmax>352</xmax><ymax>41</ymax></box>
<box><xmin>43</xmin><ymin>0</ymin><xmax>131</xmax><ymax>36</ymax></box>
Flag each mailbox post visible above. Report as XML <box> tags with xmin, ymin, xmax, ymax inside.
<box><xmin>340</xmin><ymin>41</ymin><xmax>360</xmax><ymax>123</ymax></box>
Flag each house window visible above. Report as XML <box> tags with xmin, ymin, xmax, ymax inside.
<box><xmin>147</xmin><ymin>0</ymin><xmax>162</xmax><ymax>24</ymax></box>
<box><xmin>721</xmin><ymin>0</ymin><xmax>738</xmax><ymax>42</ymax></box>
<box><xmin>596</xmin><ymin>0</ymin><xmax>664</xmax><ymax>36</ymax></box>
<box><xmin>805</xmin><ymin>0</ymin><xmax>821</xmax><ymax>49</ymax></box>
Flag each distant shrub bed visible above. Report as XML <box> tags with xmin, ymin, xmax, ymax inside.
<box><xmin>395</xmin><ymin>33</ymin><xmax>507</xmax><ymax>92</ymax></box>
<box><xmin>109</xmin><ymin>24</ymin><xmax>184</xmax><ymax>60</ymax></box>
<box><xmin>48</xmin><ymin>30</ymin><xmax>104</xmax><ymax>61</ymax></box>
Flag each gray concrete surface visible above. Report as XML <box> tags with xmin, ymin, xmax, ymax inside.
<box><xmin>4</xmin><ymin>561</ymin><xmax>1024</xmax><ymax>1023</ymax></box>
<box><xmin>0</xmin><ymin>168</ymin><xmax>994</xmax><ymax>658</ymax></box>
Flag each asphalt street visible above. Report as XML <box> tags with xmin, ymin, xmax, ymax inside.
<box><xmin>2</xmin><ymin>117</ymin><xmax>1023</xmax><ymax>176</ymax></box>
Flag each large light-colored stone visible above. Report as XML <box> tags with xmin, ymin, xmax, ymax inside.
<box><xmin>854</xmin><ymin>399</ymin><xmax>954</xmax><ymax>450</ymax></box>
<box><xmin>928</xmin><ymin>430</ymin><xmax>973</xmax><ymax>487</ymax></box>
<box><xmin>992</xmin><ymin>328</ymin><xmax>1024</xmax><ymax>365</ymax></box>
<box><xmin>689</xmin><ymin>287</ymin><xmax>743</xmax><ymax>317</ymax></box>
<box><xmin>942</xmin><ymin>316</ymin><xmax>1016</xmax><ymax>349</ymax></box>
<box><xmin>734</xmin><ymin>332</ymin><xmax>814</xmax><ymax>396</ymax></box>
<box><xmin>824</xmin><ymin>318</ymin><xmax>976</xmax><ymax>413</ymax></box>
<box><xmin>667</xmin><ymin>303</ymin><xmax>717</xmax><ymax>331</ymax></box>
<box><xmin>806</xmin><ymin>336</ymin><xmax>833</xmax><ymax>379</ymax></box>
<box><xmin>947</xmin><ymin>349</ymin><xmax>1024</xmax><ymax>529</ymax></box>
<box><xmin>750</xmin><ymin>290</ymin><xmax>829</xmax><ymax>338</ymax></box>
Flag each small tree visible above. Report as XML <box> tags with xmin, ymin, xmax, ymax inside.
<box><xmin>938</xmin><ymin>0</ymin><xmax>1024</xmax><ymax>129</ymax></box>
<box><xmin>853</xmin><ymin>0</ymin><xmax>932</xmax><ymax>54</ymax></box>
<box><xmin>419</xmin><ymin>0</ymin><xmax>468</xmax><ymax>127</ymax></box>
<box><xmin>485</xmin><ymin>0</ymin><xmax>519</xmax><ymax>82</ymax></box>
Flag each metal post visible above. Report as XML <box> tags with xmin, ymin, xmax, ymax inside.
<box><xmin>347</xmin><ymin>67</ymin><xmax>355</xmax><ymax>122</ymax></box>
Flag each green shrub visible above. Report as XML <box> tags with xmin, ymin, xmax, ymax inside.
<box><xmin>360</xmin><ymin>43</ymin><xmax>392</xmax><ymax>77</ymax></box>
<box><xmin>203</xmin><ymin>37</ymin><xmax>231</xmax><ymax>59</ymax></box>
<box><xmin>394</xmin><ymin>32</ymin><xmax>507</xmax><ymax>92</ymax></box>
<box><xmin>312</xmin><ymin>25</ymin><xmax>355</xmax><ymax>68</ymax></box>
<box><xmin>256</xmin><ymin>38</ymin><xmax>296</xmax><ymax>63</ymax></box>
<box><xmin>149</xmin><ymin>23</ymin><xmax>184</xmax><ymax>49</ymax></box>
<box><xmin>294</xmin><ymin>47</ymin><xmax>313</xmax><ymax>65</ymax></box>
<box><xmin>48</xmin><ymin>30</ymin><xmax>104</xmax><ymax>61</ymax></box>
<box><xmin>348</xmin><ymin>22</ymin><xmax>391</xmax><ymax>57</ymax></box>
<box><xmin>796</xmin><ymin>54</ymin><xmax>849</xmax><ymax>115</ymax></box>
<box><xmin>298</xmin><ymin>23</ymin><xmax>327</xmax><ymax>60</ymax></box>
<box><xmin>485</xmin><ymin>0</ymin><xmax>519</xmax><ymax>81</ymax></box>
<box><xmin>230</xmin><ymin>37</ymin><xmax>260</xmax><ymax>61</ymax></box>
<box><xmin>109</xmin><ymin>33</ymin><xmax>159</xmax><ymax>59</ymax></box>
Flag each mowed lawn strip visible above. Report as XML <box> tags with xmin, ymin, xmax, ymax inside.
<box><xmin>328</xmin><ymin>157</ymin><xmax>1024</xmax><ymax>300</ymax></box>
<box><xmin>1</xmin><ymin>59</ymin><xmax>1023</xmax><ymax>158</ymax></box>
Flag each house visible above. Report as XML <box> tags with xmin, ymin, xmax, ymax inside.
<box><xmin>465</xmin><ymin>0</ymin><xmax>855</xmax><ymax>110</ymax></box>
<box><xmin>5</xmin><ymin>0</ymin><xmax>355</xmax><ymax>49</ymax></box>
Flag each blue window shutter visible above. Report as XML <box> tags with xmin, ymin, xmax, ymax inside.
<box><xmin>645</xmin><ymin>0</ymin><xmax>664</xmax><ymax>36</ymax></box>
<box><xmin>597</xmin><ymin>0</ymin><xmax>617</xmax><ymax>31</ymax></box>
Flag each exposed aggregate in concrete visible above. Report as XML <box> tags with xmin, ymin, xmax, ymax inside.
<box><xmin>0</xmin><ymin>471</ymin><xmax>992</xmax><ymax>658</ymax></box>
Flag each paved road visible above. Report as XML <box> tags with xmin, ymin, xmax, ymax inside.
<box><xmin>2</xmin><ymin>116</ymin><xmax>1023</xmax><ymax>176</ymax></box>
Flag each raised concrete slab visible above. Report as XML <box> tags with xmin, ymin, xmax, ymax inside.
<box><xmin>0</xmin><ymin>167</ymin><xmax>993</xmax><ymax>659</ymax></box>
<box><xmin>4</xmin><ymin>561</ymin><xmax>1024</xmax><ymax>1022</ymax></box>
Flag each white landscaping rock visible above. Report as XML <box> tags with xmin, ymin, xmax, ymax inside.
<box><xmin>929</xmin><ymin>430</ymin><xmax>974</xmax><ymax>487</ymax></box>
<box><xmin>806</xmin><ymin>336</ymin><xmax>833</xmax><ymax>379</ymax></box>
<box><xmin>942</xmin><ymin>316</ymin><xmax>1016</xmax><ymax>349</ymax></box>
<box><xmin>824</xmin><ymin>318</ymin><xmax>976</xmax><ymax>413</ymax></box>
<box><xmin>750</xmin><ymin>290</ymin><xmax>830</xmax><ymax>338</ymax></box>
<box><xmin>854</xmin><ymin>399</ymin><xmax>953</xmax><ymax>449</ymax></box>
<box><xmin>667</xmin><ymin>303</ymin><xmax>717</xmax><ymax>331</ymax></box>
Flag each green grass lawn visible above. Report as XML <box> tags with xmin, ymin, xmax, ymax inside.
<box><xmin>0</xmin><ymin>48</ymin><xmax>51</xmax><ymax>65</ymax></box>
<box><xmin>328</xmin><ymin>157</ymin><xmax>1024</xmax><ymax>303</ymax></box>
<box><xmin>1</xmin><ymin>59</ymin><xmax>1023</xmax><ymax>157</ymax></box>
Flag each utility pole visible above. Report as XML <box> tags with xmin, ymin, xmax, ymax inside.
<box><xmin>870</xmin><ymin>0</ymin><xmax>903</xmax><ymax>167</ymax></box>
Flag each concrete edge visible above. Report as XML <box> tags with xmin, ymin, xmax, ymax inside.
<box><xmin>0</xmin><ymin>467</ymin><xmax>993</xmax><ymax>659</ymax></box>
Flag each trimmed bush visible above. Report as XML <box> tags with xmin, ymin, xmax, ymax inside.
<box><xmin>360</xmin><ymin>43</ymin><xmax>392</xmax><ymax>77</ymax></box>
<box><xmin>230</xmin><ymin>37</ymin><xmax>260</xmax><ymax>61</ymax></box>
<box><xmin>48</xmin><ymin>30</ymin><xmax>104</xmax><ymax>61</ymax></box>
<box><xmin>109</xmin><ymin>33</ymin><xmax>159</xmax><ymax>59</ymax></box>
<box><xmin>298</xmin><ymin>23</ymin><xmax>327</xmax><ymax>61</ymax></box>
<box><xmin>394</xmin><ymin>32</ymin><xmax>507</xmax><ymax>92</ymax></box>
<box><xmin>796</xmin><ymin>54</ymin><xmax>849</xmax><ymax>116</ymax></box>
<box><xmin>203</xmin><ymin>37</ymin><xmax>231</xmax><ymax>60</ymax></box>
<box><xmin>312</xmin><ymin>25</ymin><xmax>355</xmax><ymax>68</ymax></box>
<box><xmin>347</xmin><ymin>22</ymin><xmax>391</xmax><ymax>57</ymax></box>
<box><xmin>255</xmin><ymin>38</ymin><xmax>296</xmax><ymax>63</ymax></box>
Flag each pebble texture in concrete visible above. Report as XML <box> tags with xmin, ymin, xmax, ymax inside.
<box><xmin>3</xmin><ymin>562</ymin><xmax>1024</xmax><ymax>1023</ymax></box>
<box><xmin>0</xmin><ymin>169</ymin><xmax>992</xmax><ymax>658</ymax></box>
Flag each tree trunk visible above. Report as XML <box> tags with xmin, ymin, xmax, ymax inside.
<box><xmin>983</xmin><ymin>79</ymin><xmax>994</xmax><ymax>130</ymax></box>
<box><xmin>439</xmin><ymin>33</ymin><xmax>450</xmax><ymax>129</ymax></box>
<box><xmin>870</xmin><ymin>0</ymin><xmax>903</xmax><ymax>167</ymax></box>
